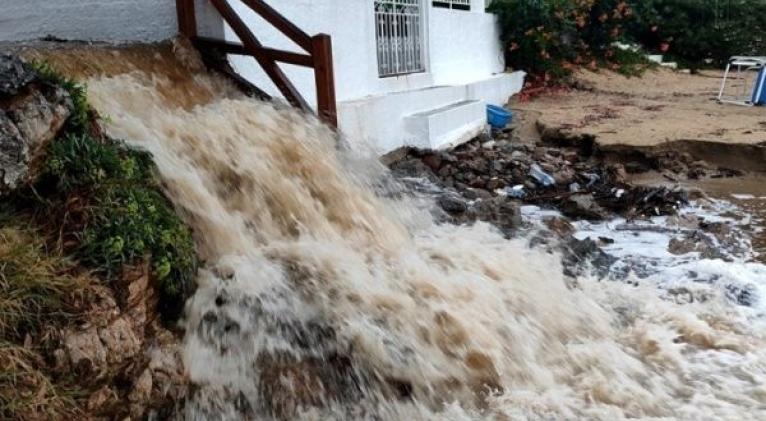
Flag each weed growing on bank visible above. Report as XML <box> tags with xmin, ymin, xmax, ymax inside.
<box><xmin>7</xmin><ymin>62</ymin><xmax>198</xmax><ymax>320</ymax></box>
<box><xmin>0</xmin><ymin>221</ymin><xmax>87</xmax><ymax>419</ymax></box>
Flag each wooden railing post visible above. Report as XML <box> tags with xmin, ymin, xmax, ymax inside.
<box><xmin>312</xmin><ymin>34</ymin><xmax>337</xmax><ymax>128</ymax></box>
<box><xmin>176</xmin><ymin>0</ymin><xmax>198</xmax><ymax>38</ymax></box>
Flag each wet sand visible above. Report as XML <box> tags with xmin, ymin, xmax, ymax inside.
<box><xmin>515</xmin><ymin>68</ymin><xmax>766</xmax><ymax>147</ymax></box>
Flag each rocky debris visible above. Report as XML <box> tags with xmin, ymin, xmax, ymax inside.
<box><xmin>544</xmin><ymin>216</ymin><xmax>575</xmax><ymax>238</ymax></box>
<box><xmin>55</xmin><ymin>263</ymin><xmax>187</xmax><ymax>418</ymax></box>
<box><xmin>0</xmin><ymin>54</ymin><xmax>37</xmax><ymax>97</ymax></box>
<box><xmin>562</xmin><ymin>236</ymin><xmax>618</xmax><ymax>278</ymax></box>
<box><xmin>388</xmin><ymin>138</ymin><xmax>688</xmax><ymax>224</ymax></box>
<box><xmin>726</xmin><ymin>284</ymin><xmax>757</xmax><ymax>307</ymax></box>
<box><xmin>435</xmin><ymin>193</ymin><xmax>522</xmax><ymax>236</ymax></box>
<box><xmin>666</xmin><ymin>219</ymin><xmax>747</xmax><ymax>261</ymax></box>
<box><xmin>0</xmin><ymin>54</ymin><xmax>72</xmax><ymax>193</ymax></box>
<box><xmin>667</xmin><ymin>231</ymin><xmax>727</xmax><ymax>260</ymax></box>
<box><xmin>561</xmin><ymin>193</ymin><xmax>609</xmax><ymax>220</ymax></box>
<box><xmin>609</xmin><ymin>149</ymin><xmax>746</xmax><ymax>181</ymax></box>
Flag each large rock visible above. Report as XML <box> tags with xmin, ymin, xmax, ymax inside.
<box><xmin>0</xmin><ymin>54</ymin><xmax>72</xmax><ymax>193</ymax></box>
<box><xmin>0</xmin><ymin>54</ymin><xmax>37</xmax><ymax>97</ymax></box>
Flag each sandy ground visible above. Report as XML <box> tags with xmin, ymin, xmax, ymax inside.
<box><xmin>513</xmin><ymin>68</ymin><xmax>766</xmax><ymax>147</ymax></box>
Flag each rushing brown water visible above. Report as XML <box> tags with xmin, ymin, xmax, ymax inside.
<box><xmin>45</xmin><ymin>43</ymin><xmax>766</xmax><ymax>420</ymax></box>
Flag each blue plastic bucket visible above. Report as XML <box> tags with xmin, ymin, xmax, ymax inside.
<box><xmin>487</xmin><ymin>104</ymin><xmax>512</xmax><ymax>129</ymax></box>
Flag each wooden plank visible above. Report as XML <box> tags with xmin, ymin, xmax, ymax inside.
<box><xmin>176</xmin><ymin>0</ymin><xmax>197</xmax><ymax>38</ymax></box>
<box><xmin>194</xmin><ymin>45</ymin><xmax>272</xmax><ymax>100</ymax></box>
<box><xmin>209</xmin><ymin>0</ymin><xmax>311</xmax><ymax>111</ymax></box>
<box><xmin>193</xmin><ymin>36</ymin><xmax>314</xmax><ymax>67</ymax></box>
<box><xmin>239</xmin><ymin>0</ymin><xmax>313</xmax><ymax>53</ymax></box>
<box><xmin>312</xmin><ymin>34</ymin><xmax>338</xmax><ymax>128</ymax></box>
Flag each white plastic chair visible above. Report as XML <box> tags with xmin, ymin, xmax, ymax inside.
<box><xmin>717</xmin><ymin>56</ymin><xmax>766</xmax><ymax>106</ymax></box>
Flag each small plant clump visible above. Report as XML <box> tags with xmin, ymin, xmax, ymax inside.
<box><xmin>37</xmin><ymin>133</ymin><xmax>198</xmax><ymax>318</ymax></box>
<box><xmin>0</xmin><ymin>222</ymin><xmax>87</xmax><ymax>419</ymax></box>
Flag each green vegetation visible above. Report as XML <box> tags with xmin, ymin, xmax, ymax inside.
<box><xmin>0</xmin><ymin>222</ymin><xmax>86</xmax><ymax>419</ymax></box>
<box><xmin>5</xmin><ymin>62</ymin><xmax>198</xmax><ymax>320</ymax></box>
<box><xmin>488</xmin><ymin>0</ymin><xmax>651</xmax><ymax>82</ymax></box>
<box><xmin>627</xmin><ymin>0</ymin><xmax>766</xmax><ymax>69</ymax></box>
<box><xmin>37</xmin><ymin>133</ymin><xmax>198</xmax><ymax>318</ymax></box>
<box><xmin>1</xmin><ymin>60</ymin><xmax>197</xmax><ymax>419</ymax></box>
<box><xmin>488</xmin><ymin>0</ymin><xmax>766</xmax><ymax>81</ymax></box>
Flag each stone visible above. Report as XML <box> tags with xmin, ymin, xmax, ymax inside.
<box><xmin>0</xmin><ymin>112</ymin><xmax>27</xmax><ymax>191</ymax></box>
<box><xmin>99</xmin><ymin>317</ymin><xmax>142</xmax><ymax>364</ymax></box>
<box><xmin>0</xmin><ymin>54</ymin><xmax>72</xmax><ymax>193</ymax></box>
<box><xmin>667</xmin><ymin>231</ymin><xmax>726</xmax><ymax>260</ymax></box>
<box><xmin>0</xmin><ymin>54</ymin><xmax>37</xmax><ymax>98</ymax></box>
<box><xmin>553</xmin><ymin>167</ymin><xmax>576</xmax><ymax>185</ymax></box>
<box><xmin>129</xmin><ymin>369</ymin><xmax>153</xmax><ymax>403</ymax></box>
<box><xmin>421</xmin><ymin>153</ymin><xmax>442</xmax><ymax>172</ymax></box>
<box><xmin>463</xmin><ymin>187</ymin><xmax>492</xmax><ymax>201</ymax></box>
<box><xmin>471</xmin><ymin>197</ymin><xmax>521</xmax><ymax>234</ymax></box>
<box><xmin>562</xmin><ymin>193</ymin><xmax>609</xmax><ymax>220</ymax></box>
<box><xmin>725</xmin><ymin>284</ymin><xmax>757</xmax><ymax>307</ymax></box>
<box><xmin>510</xmin><ymin>150</ymin><xmax>527</xmax><ymax>161</ymax></box>
<box><xmin>438</xmin><ymin>195</ymin><xmax>468</xmax><ymax>214</ymax></box>
<box><xmin>563</xmin><ymin>237</ymin><xmax>617</xmax><ymax>278</ymax></box>
<box><xmin>64</xmin><ymin>326</ymin><xmax>108</xmax><ymax>374</ymax></box>
<box><xmin>544</xmin><ymin>216</ymin><xmax>575</xmax><ymax>237</ymax></box>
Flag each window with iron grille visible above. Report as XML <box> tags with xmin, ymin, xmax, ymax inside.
<box><xmin>375</xmin><ymin>0</ymin><xmax>426</xmax><ymax>77</ymax></box>
<box><xmin>433</xmin><ymin>0</ymin><xmax>471</xmax><ymax>11</ymax></box>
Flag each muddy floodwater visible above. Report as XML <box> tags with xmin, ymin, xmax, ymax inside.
<box><xmin>690</xmin><ymin>175</ymin><xmax>766</xmax><ymax>261</ymax></box>
<box><xmin>22</xmin><ymin>42</ymin><xmax>766</xmax><ymax>419</ymax></box>
<box><xmin>640</xmin><ymin>174</ymin><xmax>766</xmax><ymax>263</ymax></box>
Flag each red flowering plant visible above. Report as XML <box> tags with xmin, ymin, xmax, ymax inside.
<box><xmin>488</xmin><ymin>0</ymin><xmax>649</xmax><ymax>83</ymax></box>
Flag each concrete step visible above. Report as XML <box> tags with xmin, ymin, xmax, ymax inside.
<box><xmin>404</xmin><ymin>99</ymin><xmax>486</xmax><ymax>150</ymax></box>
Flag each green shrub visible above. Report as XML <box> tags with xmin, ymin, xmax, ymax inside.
<box><xmin>626</xmin><ymin>0</ymin><xmax>766</xmax><ymax>68</ymax></box>
<box><xmin>40</xmin><ymin>133</ymin><xmax>197</xmax><ymax>319</ymax></box>
<box><xmin>488</xmin><ymin>0</ymin><xmax>647</xmax><ymax>81</ymax></box>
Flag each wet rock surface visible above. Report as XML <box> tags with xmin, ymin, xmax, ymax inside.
<box><xmin>0</xmin><ymin>54</ymin><xmax>72</xmax><ymax>193</ymax></box>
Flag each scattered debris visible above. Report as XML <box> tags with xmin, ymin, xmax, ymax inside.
<box><xmin>388</xmin><ymin>138</ymin><xmax>688</xmax><ymax>224</ymax></box>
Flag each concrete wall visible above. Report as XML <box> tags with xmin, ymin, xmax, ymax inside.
<box><xmin>227</xmin><ymin>0</ymin><xmax>506</xmax><ymax>105</ymax></box>
<box><xmin>0</xmin><ymin>0</ymin><xmax>223</xmax><ymax>43</ymax></box>
<box><xmin>338</xmin><ymin>72</ymin><xmax>524</xmax><ymax>152</ymax></box>
<box><xmin>1</xmin><ymin>0</ymin><xmax>174</xmax><ymax>42</ymax></box>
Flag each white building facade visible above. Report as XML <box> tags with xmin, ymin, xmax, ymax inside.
<box><xmin>1</xmin><ymin>0</ymin><xmax>523</xmax><ymax>154</ymax></box>
<box><xmin>226</xmin><ymin>0</ymin><xmax>525</xmax><ymax>152</ymax></box>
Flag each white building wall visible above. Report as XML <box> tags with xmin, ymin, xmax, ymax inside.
<box><xmin>1</xmin><ymin>0</ymin><xmax>223</xmax><ymax>43</ymax></box>
<box><xmin>227</xmin><ymin>0</ymin><xmax>508</xmax><ymax>105</ymax></box>
<box><xmin>226</xmin><ymin>0</ymin><xmax>521</xmax><ymax>152</ymax></box>
<box><xmin>428</xmin><ymin>7</ymin><xmax>505</xmax><ymax>86</ymax></box>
